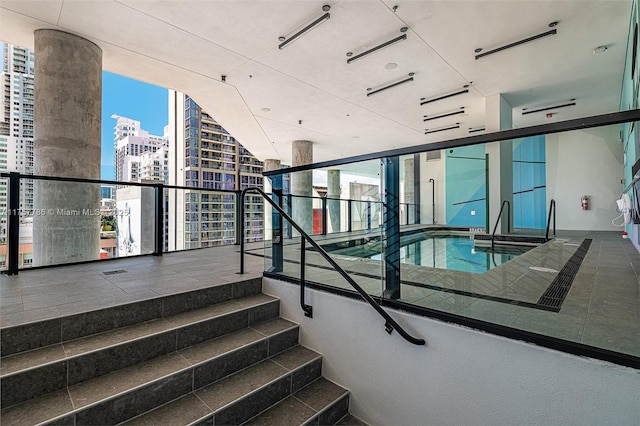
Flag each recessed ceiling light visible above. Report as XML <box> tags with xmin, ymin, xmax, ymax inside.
<box><xmin>474</xmin><ymin>48</ymin><xmax>482</xmax><ymax>53</ymax></box>
<box><xmin>400</xmin><ymin>27</ymin><xmax>408</xmax><ymax>33</ymax></box>
<box><xmin>261</xmin><ymin>107</ymin><xmax>271</xmax><ymax>112</ymax></box>
<box><xmin>322</xmin><ymin>4</ymin><xmax>330</xmax><ymax>12</ymax></box>
<box><xmin>593</xmin><ymin>45</ymin><xmax>608</xmax><ymax>54</ymax></box>
<box><xmin>278</xmin><ymin>36</ymin><xmax>285</xmax><ymax>42</ymax></box>
<box><xmin>549</xmin><ymin>21</ymin><xmax>558</xmax><ymax>28</ymax></box>
<box><xmin>385</xmin><ymin>62</ymin><xmax>398</xmax><ymax>70</ymax></box>
<box><xmin>346</xmin><ymin>52</ymin><xmax>353</xmax><ymax>57</ymax></box>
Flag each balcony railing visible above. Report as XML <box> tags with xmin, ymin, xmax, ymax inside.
<box><xmin>1</xmin><ymin>109</ymin><xmax>640</xmax><ymax>369</ymax></box>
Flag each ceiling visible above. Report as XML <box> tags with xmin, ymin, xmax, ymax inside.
<box><xmin>0</xmin><ymin>0</ymin><xmax>632</xmax><ymax>165</ymax></box>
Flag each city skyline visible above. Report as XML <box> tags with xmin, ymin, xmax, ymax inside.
<box><xmin>101</xmin><ymin>71</ymin><xmax>168</xmax><ymax>180</ymax></box>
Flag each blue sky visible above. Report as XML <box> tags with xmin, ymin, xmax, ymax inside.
<box><xmin>101</xmin><ymin>72</ymin><xmax>168</xmax><ymax>179</ymax></box>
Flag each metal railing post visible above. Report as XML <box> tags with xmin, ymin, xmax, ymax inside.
<box><xmin>154</xmin><ymin>183</ymin><xmax>164</xmax><ymax>256</ymax></box>
<box><xmin>321</xmin><ymin>197</ymin><xmax>327</xmax><ymax>235</ymax></box>
<box><xmin>235</xmin><ymin>191</ymin><xmax>242</xmax><ymax>245</ymax></box>
<box><xmin>7</xmin><ymin>172</ymin><xmax>20</xmax><ymax>275</ymax></box>
<box><xmin>300</xmin><ymin>238</ymin><xmax>312</xmax><ymax>317</ymax></box>
<box><xmin>239</xmin><ymin>191</ymin><xmax>245</xmax><ymax>274</ymax></box>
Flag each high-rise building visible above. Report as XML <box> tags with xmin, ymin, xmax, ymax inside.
<box><xmin>112</xmin><ymin>115</ymin><xmax>168</xmax><ymax>183</ymax></box>
<box><xmin>112</xmin><ymin>115</ymin><xmax>169</xmax><ymax>257</ymax></box>
<box><xmin>0</xmin><ymin>42</ymin><xmax>35</xmax><ymax>223</ymax></box>
<box><xmin>167</xmin><ymin>91</ymin><xmax>264</xmax><ymax>249</ymax></box>
<box><xmin>0</xmin><ymin>42</ymin><xmax>35</xmax><ymax>268</ymax></box>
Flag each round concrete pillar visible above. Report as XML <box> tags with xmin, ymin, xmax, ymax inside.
<box><xmin>327</xmin><ymin>169</ymin><xmax>341</xmax><ymax>233</ymax></box>
<box><xmin>291</xmin><ymin>140</ymin><xmax>313</xmax><ymax>234</ymax></box>
<box><xmin>263</xmin><ymin>159</ymin><xmax>281</xmax><ymax>173</ymax></box>
<box><xmin>33</xmin><ymin>30</ymin><xmax>102</xmax><ymax>266</ymax></box>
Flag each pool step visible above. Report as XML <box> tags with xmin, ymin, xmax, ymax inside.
<box><xmin>474</xmin><ymin>233</ymin><xmax>548</xmax><ymax>248</ymax></box>
<box><xmin>0</xmin><ymin>278</ymin><xmax>355</xmax><ymax>425</ymax></box>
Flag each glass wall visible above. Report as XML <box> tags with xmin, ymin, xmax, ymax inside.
<box><xmin>262</xmin><ymin>122</ymin><xmax>640</xmax><ymax>360</ymax></box>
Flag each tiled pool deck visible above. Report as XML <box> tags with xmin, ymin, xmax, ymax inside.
<box><xmin>1</xmin><ymin>231</ymin><xmax>639</xmax><ymax>360</ymax></box>
<box><xmin>258</xmin><ymin>230</ymin><xmax>640</xmax><ymax>359</ymax></box>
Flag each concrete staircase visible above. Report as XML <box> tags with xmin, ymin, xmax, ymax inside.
<box><xmin>0</xmin><ymin>278</ymin><xmax>361</xmax><ymax>425</ymax></box>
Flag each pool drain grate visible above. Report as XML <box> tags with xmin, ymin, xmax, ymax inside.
<box><xmin>537</xmin><ymin>238</ymin><xmax>592</xmax><ymax>309</ymax></box>
<box><xmin>103</xmin><ymin>269</ymin><xmax>127</xmax><ymax>275</ymax></box>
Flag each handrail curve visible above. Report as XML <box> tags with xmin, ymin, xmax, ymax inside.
<box><xmin>491</xmin><ymin>200</ymin><xmax>511</xmax><ymax>251</ymax></box>
<box><xmin>545</xmin><ymin>199</ymin><xmax>556</xmax><ymax>241</ymax></box>
<box><xmin>239</xmin><ymin>187</ymin><xmax>426</xmax><ymax>346</ymax></box>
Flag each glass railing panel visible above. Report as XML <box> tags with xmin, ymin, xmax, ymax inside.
<box><xmin>394</xmin><ymin>123</ymin><xmax>640</xmax><ymax>359</ymax></box>
<box><xmin>13</xmin><ymin>178</ymin><xmax>154</xmax><ymax>268</ymax></box>
<box><xmin>262</xmin><ymin>121</ymin><xmax>640</xmax><ymax>361</ymax></box>
<box><xmin>165</xmin><ymin>187</ymin><xmax>238</xmax><ymax>251</ymax></box>
<box><xmin>262</xmin><ymin>202</ymin><xmax>385</xmax><ymax>297</ymax></box>
<box><xmin>326</xmin><ymin>198</ymin><xmax>344</xmax><ymax>234</ymax></box>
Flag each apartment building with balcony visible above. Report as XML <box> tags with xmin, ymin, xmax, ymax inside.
<box><xmin>167</xmin><ymin>91</ymin><xmax>264</xmax><ymax>249</ymax></box>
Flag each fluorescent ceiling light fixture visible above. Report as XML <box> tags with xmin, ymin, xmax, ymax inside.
<box><xmin>468</xmin><ymin>126</ymin><xmax>485</xmax><ymax>134</ymax></box>
<box><xmin>420</xmin><ymin>85</ymin><xmax>469</xmax><ymax>106</ymax></box>
<box><xmin>425</xmin><ymin>123</ymin><xmax>460</xmax><ymax>135</ymax></box>
<box><xmin>423</xmin><ymin>107</ymin><xmax>465</xmax><ymax>122</ymax></box>
<box><xmin>278</xmin><ymin>5</ymin><xmax>331</xmax><ymax>50</ymax></box>
<box><xmin>521</xmin><ymin>99</ymin><xmax>575</xmax><ymax>115</ymax></box>
<box><xmin>475</xmin><ymin>21</ymin><xmax>558</xmax><ymax>60</ymax></box>
<box><xmin>347</xmin><ymin>28</ymin><xmax>408</xmax><ymax>64</ymax></box>
<box><xmin>366</xmin><ymin>73</ymin><xmax>415</xmax><ymax>97</ymax></box>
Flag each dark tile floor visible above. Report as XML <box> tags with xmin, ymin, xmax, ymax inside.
<box><xmin>0</xmin><ymin>244</ymin><xmax>264</xmax><ymax>328</ymax></box>
<box><xmin>2</xmin><ymin>233</ymin><xmax>638</xmax><ymax>360</ymax></box>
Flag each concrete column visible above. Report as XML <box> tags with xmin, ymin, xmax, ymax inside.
<box><xmin>291</xmin><ymin>140</ymin><xmax>313</xmax><ymax>235</ymax></box>
<box><xmin>33</xmin><ymin>30</ymin><xmax>102</xmax><ymax>266</ymax></box>
<box><xmin>327</xmin><ymin>169</ymin><xmax>341</xmax><ymax>233</ymax></box>
<box><xmin>485</xmin><ymin>94</ymin><xmax>513</xmax><ymax>233</ymax></box>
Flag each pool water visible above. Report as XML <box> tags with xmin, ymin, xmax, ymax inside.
<box><xmin>329</xmin><ymin>234</ymin><xmax>530</xmax><ymax>274</ymax></box>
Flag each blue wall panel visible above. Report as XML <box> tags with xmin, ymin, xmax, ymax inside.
<box><xmin>446</xmin><ymin>145</ymin><xmax>486</xmax><ymax>227</ymax></box>
<box><xmin>513</xmin><ymin>136</ymin><xmax>546</xmax><ymax>229</ymax></box>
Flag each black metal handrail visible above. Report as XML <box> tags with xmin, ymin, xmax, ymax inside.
<box><xmin>239</xmin><ymin>187</ymin><xmax>425</xmax><ymax>346</ymax></box>
<box><xmin>491</xmin><ymin>200</ymin><xmax>511</xmax><ymax>251</ymax></box>
<box><xmin>545</xmin><ymin>199</ymin><xmax>556</xmax><ymax>241</ymax></box>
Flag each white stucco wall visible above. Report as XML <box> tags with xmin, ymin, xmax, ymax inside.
<box><xmin>263</xmin><ymin>277</ymin><xmax>640</xmax><ymax>426</ymax></box>
<box><xmin>546</xmin><ymin>127</ymin><xmax>624</xmax><ymax>231</ymax></box>
<box><xmin>419</xmin><ymin>151</ymin><xmax>446</xmax><ymax>225</ymax></box>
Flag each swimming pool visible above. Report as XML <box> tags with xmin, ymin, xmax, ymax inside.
<box><xmin>327</xmin><ymin>233</ymin><xmax>531</xmax><ymax>274</ymax></box>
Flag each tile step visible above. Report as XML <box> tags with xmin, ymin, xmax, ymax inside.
<box><xmin>1</xmin><ymin>277</ymin><xmax>263</xmax><ymax>356</ymax></box>
<box><xmin>0</xmin><ymin>319</ymin><xmax>300</xmax><ymax>425</ymax></box>
<box><xmin>242</xmin><ymin>377</ymin><xmax>350</xmax><ymax>426</ymax></box>
<box><xmin>1</xmin><ymin>294</ymin><xmax>280</xmax><ymax>408</ymax></box>
<box><xmin>121</xmin><ymin>345</ymin><xmax>323</xmax><ymax>426</ymax></box>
